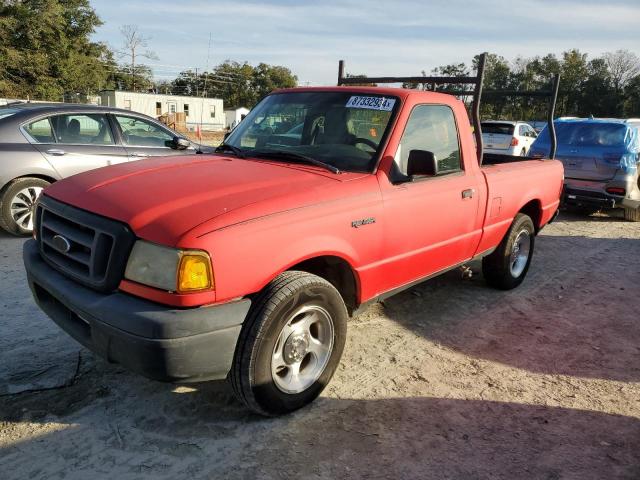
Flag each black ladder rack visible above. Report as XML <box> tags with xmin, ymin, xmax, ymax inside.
<box><xmin>337</xmin><ymin>53</ymin><xmax>560</xmax><ymax>163</ymax></box>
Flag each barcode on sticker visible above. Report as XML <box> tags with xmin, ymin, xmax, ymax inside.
<box><xmin>346</xmin><ymin>96</ymin><xmax>395</xmax><ymax>111</ymax></box>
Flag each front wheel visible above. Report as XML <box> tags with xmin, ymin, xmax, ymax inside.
<box><xmin>0</xmin><ymin>177</ymin><xmax>50</xmax><ymax>236</ymax></box>
<box><xmin>229</xmin><ymin>271</ymin><xmax>347</xmax><ymax>416</ymax></box>
<box><xmin>482</xmin><ymin>213</ymin><xmax>535</xmax><ymax>290</ymax></box>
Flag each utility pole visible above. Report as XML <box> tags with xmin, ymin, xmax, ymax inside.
<box><xmin>195</xmin><ymin>68</ymin><xmax>199</xmax><ymax>97</ymax></box>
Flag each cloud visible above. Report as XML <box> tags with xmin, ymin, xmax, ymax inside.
<box><xmin>91</xmin><ymin>0</ymin><xmax>640</xmax><ymax>85</ymax></box>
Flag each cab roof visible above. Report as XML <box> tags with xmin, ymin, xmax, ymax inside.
<box><xmin>270</xmin><ymin>85</ymin><xmax>464</xmax><ymax>104</ymax></box>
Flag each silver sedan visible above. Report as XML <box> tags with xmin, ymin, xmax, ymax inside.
<box><xmin>0</xmin><ymin>103</ymin><xmax>212</xmax><ymax>235</ymax></box>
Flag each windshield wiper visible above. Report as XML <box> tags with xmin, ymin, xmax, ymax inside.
<box><xmin>250</xmin><ymin>149</ymin><xmax>341</xmax><ymax>174</ymax></box>
<box><xmin>215</xmin><ymin>143</ymin><xmax>245</xmax><ymax>158</ymax></box>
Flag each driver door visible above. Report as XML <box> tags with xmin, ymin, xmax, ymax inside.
<box><xmin>375</xmin><ymin>104</ymin><xmax>482</xmax><ymax>293</ymax></box>
<box><xmin>112</xmin><ymin>114</ymin><xmax>196</xmax><ymax>160</ymax></box>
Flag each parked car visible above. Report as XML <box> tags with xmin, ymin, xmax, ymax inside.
<box><xmin>481</xmin><ymin>120</ymin><xmax>538</xmax><ymax>156</ymax></box>
<box><xmin>23</xmin><ymin>79</ymin><xmax>563</xmax><ymax>415</ymax></box>
<box><xmin>529</xmin><ymin>118</ymin><xmax>640</xmax><ymax>221</ymax></box>
<box><xmin>0</xmin><ymin>103</ymin><xmax>214</xmax><ymax>236</ymax></box>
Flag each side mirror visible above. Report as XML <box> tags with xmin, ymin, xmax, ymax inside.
<box><xmin>171</xmin><ymin>137</ymin><xmax>191</xmax><ymax>150</ymax></box>
<box><xmin>407</xmin><ymin>150</ymin><xmax>438</xmax><ymax>177</ymax></box>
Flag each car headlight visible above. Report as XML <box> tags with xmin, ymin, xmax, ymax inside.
<box><xmin>124</xmin><ymin>240</ymin><xmax>213</xmax><ymax>293</ymax></box>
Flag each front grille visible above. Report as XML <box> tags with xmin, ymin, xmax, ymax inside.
<box><xmin>35</xmin><ymin>195</ymin><xmax>136</xmax><ymax>292</ymax></box>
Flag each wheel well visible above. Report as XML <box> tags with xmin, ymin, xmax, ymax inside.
<box><xmin>1</xmin><ymin>174</ymin><xmax>57</xmax><ymax>194</ymax></box>
<box><xmin>519</xmin><ymin>200</ymin><xmax>542</xmax><ymax>232</ymax></box>
<box><xmin>16</xmin><ymin>174</ymin><xmax>57</xmax><ymax>185</ymax></box>
<box><xmin>288</xmin><ymin>256</ymin><xmax>358</xmax><ymax>315</ymax></box>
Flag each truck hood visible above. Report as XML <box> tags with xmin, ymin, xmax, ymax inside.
<box><xmin>44</xmin><ymin>155</ymin><xmax>363</xmax><ymax>245</ymax></box>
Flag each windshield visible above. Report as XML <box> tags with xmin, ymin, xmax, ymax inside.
<box><xmin>481</xmin><ymin>123</ymin><xmax>514</xmax><ymax>135</ymax></box>
<box><xmin>224</xmin><ymin>91</ymin><xmax>399</xmax><ymax>172</ymax></box>
<box><xmin>538</xmin><ymin>122</ymin><xmax>628</xmax><ymax>148</ymax></box>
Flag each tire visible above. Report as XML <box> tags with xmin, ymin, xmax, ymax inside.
<box><xmin>229</xmin><ymin>271</ymin><xmax>348</xmax><ymax>416</ymax></box>
<box><xmin>623</xmin><ymin>206</ymin><xmax>640</xmax><ymax>222</ymax></box>
<box><xmin>0</xmin><ymin>177</ymin><xmax>50</xmax><ymax>236</ymax></box>
<box><xmin>482</xmin><ymin>213</ymin><xmax>535</xmax><ymax>290</ymax></box>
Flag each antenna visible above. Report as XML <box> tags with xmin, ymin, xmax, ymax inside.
<box><xmin>199</xmin><ymin>32</ymin><xmax>213</xmax><ymax>144</ymax></box>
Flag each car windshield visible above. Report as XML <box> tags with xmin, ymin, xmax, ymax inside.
<box><xmin>538</xmin><ymin>122</ymin><xmax>628</xmax><ymax>147</ymax></box>
<box><xmin>481</xmin><ymin>123</ymin><xmax>515</xmax><ymax>135</ymax></box>
<box><xmin>224</xmin><ymin>91</ymin><xmax>399</xmax><ymax>173</ymax></box>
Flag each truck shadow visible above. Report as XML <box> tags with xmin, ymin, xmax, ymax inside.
<box><xmin>1</xmin><ymin>383</ymin><xmax>638</xmax><ymax>479</ymax></box>
<box><xmin>376</xmin><ymin>232</ymin><xmax>640</xmax><ymax>383</ymax></box>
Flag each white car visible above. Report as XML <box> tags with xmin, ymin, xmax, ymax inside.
<box><xmin>482</xmin><ymin>121</ymin><xmax>538</xmax><ymax>156</ymax></box>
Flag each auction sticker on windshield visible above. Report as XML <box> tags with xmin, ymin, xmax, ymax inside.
<box><xmin>346</xmin><ymin>96</ymin><xmax>396</xmax><ymax>111</ymax></box>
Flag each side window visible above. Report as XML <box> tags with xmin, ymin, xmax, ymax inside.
<box><xmin>519</xmin><ymin>125</ymin><xmax>527</xmax><ymax>136</ymax></box>
<box><xmin>24</xmin><ymin>118</ymin><xmax>55</xmax><ymax>143</ymax></box>
<box><xmin>395</xmin><ymin>105</ymin><xmax>461</xmax><ymax>175</ymax></box>
<box><xmin>114</xmin><ymin>115</ymin><xmax>174</xmax><ymax>147</ymax></box>
<box><xmin>49</xmin><ymin>114</ymin><xmax>114</xmax><ymax>145</ymax></box>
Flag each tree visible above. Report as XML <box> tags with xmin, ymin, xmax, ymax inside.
<box><xmin>0</xmin><ymin>0</ymin><xmax>112</xmax><ymax>100</ymax></box>
<box><xmin>170</xmin><ymin>60</ymin><xmax>297</xmax><ymax>108</ymax></box>
<box><xmin>603</xmin><ymin>49</ymin><xmax>640</xmax><ymax>92</ymax></box>
<box><xmin>117</xmin><ymin>24</ymin><xmax>157</xmax><ymax>91</ymax></box>
<box><xmin>579</xmin><ymin>58</ymin><xmax>616</xmax><ymax>117</ymax></box>
<box><xmin>623</xmin><ymin>75</ymin><xmax>640</xmax><ymax>117</ymax></box>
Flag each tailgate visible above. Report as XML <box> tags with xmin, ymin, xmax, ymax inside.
<box><xmin>558</xmin><ymin>147</ymin><xmax>620</xmax><ymax>181</ymax></box>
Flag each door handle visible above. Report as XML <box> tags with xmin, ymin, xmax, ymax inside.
<box><xmin>131</xmin><ymin>152</ymin><xmax>150</xmax><ymax>157</ymax></box>
<box><xmin>46</xmin><ymin>149</ymin><xmax>66</xmax><ymax>156</ymax></box>
<box><xmin>462</xmin><ymin>189</ymin><xmax>474</xmax><ymax>199</ymax></box>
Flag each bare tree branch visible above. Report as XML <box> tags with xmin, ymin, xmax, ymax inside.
<box><xmin>118</xmin><ymin>24</ymin><xmax>158</xmax><ymax>91</ymax></box>
<box><xmin>603</xmin><ymin>49</ymin><xmax>640</xmax><ymax>91</ymax></box>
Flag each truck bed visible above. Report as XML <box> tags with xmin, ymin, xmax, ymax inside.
<box><xmin>482</xmin><ymin>153</ymin><xmax>538</xmax><ymax>165</ymax></box>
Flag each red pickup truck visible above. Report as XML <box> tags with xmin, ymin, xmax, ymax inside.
<box><xmin>23</xmin><ymin>56</ymin><xmax>563</xmax><ymax>415</ymax></box>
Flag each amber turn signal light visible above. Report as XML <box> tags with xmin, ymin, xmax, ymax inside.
<box><xmin>177</xmin><ymin>252</ymin><xmax>213</xmax><ymax>293</ymax></box>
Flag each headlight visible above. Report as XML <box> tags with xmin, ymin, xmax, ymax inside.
<box><xmin>124</xmin><ymin>240</ymin><xmax>213</xmax><ymax>293</ymax></box>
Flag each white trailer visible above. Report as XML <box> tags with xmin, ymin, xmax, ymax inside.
<box><xmin>100</xmin><ymin>90</ymin><xmax>225</xmax><ymax>131</ymax></box>
<box><xmin>224</xmin><ymin>107</ymin><xmax>250</xmax><ymax>130</ymax></box>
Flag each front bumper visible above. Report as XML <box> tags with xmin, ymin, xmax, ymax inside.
<box><xmin>23</xmin><ymin>240</ymin><xmax>251</xmax><ymax>383</ymax></box>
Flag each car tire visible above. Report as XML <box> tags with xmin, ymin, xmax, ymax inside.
<box><xmin>0</xmin><ymin>177</ymin><xmax>50</xmax><ymax>236</ymax></box>
<box><xmin>482</xmin><ymin>213</ymin><xmax>535</xmax><ymax>290</ymax></box>
<box><xmin>229</xmin><ymin>271</ymin><xmax>348</xmax><ymax>416</ymax></box>
<box><xmin>623</xmin><ymin>206</ymin><xmax>640</xmax><ymax>222</ymax></box>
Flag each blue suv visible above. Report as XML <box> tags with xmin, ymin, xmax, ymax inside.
<box><xmin>530</xmin><ymin>118</ymin><xmax>640</xmax><ymax>221</ymax></box>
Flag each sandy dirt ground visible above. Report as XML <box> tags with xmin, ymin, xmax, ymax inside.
<box><xmin>0</xmin><ymin>210</ymin><xmax>639</xmax><ymax>479</ymax></box>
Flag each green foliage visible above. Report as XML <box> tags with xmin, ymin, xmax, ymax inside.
<box><xmin>414</xmin><ymin>49</ymin><xmax>640</xmax><ymax>120</ymax></box>
<box><xmin>0</xmin><ymin>0</ymin><xmax>112</xmax><ymax>99</ymax></box>
<box><xmin>170</xmin><ymin>60</ymin><xmax>297</xmax><ymax>108</ymax></box>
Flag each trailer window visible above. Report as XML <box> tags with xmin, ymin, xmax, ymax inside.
<box><xmin>395</xmin><ymin>105</ymin><xmax>461</xmax><ymax>174</ymax></box>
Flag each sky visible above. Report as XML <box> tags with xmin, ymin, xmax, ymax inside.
<box><xmin>90</xmin><ymin>0</ymin><xmax>640</xmax><ymax>85</ymax></box>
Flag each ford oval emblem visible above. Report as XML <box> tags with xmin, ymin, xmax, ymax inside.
<box><xmin>52</xmin><ymin>234</ymin><xmax>71</xmax><ymax>254</ymax></box>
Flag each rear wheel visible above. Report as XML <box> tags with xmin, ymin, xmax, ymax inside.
<box><xmin>229</xmin><ymin>271</ymin><xmax>347</xmax><ymax>416</ymax></box>
<box><xmin>623</xmin><ymin>206</ymin><xmax>640</xmax><ymax>222</ymax></box>
<box><xmin>482</xmin><ymin>213</ymin><xmax>535</xmax><ymax>290</ymax></box>
<box><xmin>0</xmin><ymin>177</ymin><xmax>50</xmax><ymax>236</ymax></box>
